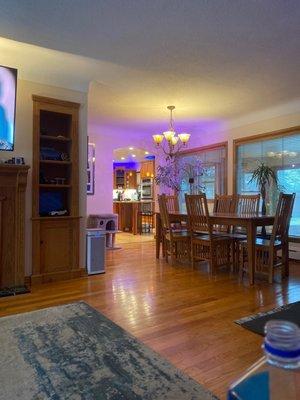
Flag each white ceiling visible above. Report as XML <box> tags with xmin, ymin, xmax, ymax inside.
<box><xmin>0</xmin><ymin>0</ymin><xmax>299</xmax><ymax>125</ymax></box>
<box><xmin>113</xmin><ymin>147</ymin><xmax>154</xmax><ymax>163</ymax></box>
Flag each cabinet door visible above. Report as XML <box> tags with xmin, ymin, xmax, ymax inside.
<box><xmin>126</xmin><ymin>170</ymin><xmax>137</xmax><ymax>189</ymax></box>
<box><xmin>140</xmin><ymin>162</ymin><xmax>148</xmax><ymax>179</ymax></box>
<box><xmin>40</xmin><ymin>219</ymin><xmax>78</xmax><ymax>274</ymax></box>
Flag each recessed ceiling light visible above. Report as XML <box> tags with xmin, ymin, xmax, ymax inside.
<box><xmin>145</xmin><ymin>151</ymin><xmax>149</xmax><ymax>155</ymax></box>
<box><xmin>132</xmin><ymin>154</ymin><xmax>136</xmax><ymax>158</ymax></box>
<box><xmin>129</xmin><ymin>147</ymin><xmax>134</xmax><ymax>150</ymax></box>
<box><xmin>121</xmin><ymin>157</ymin><xmax>125</xmax><ymax>160</ymax></box>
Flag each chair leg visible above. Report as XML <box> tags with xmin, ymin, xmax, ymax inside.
<box><xmin>239</xmin><ymin>246</ymin><xmax>244</xmax><ymax>281</ymax></box>
<box><xmin>165</xmin><ymin>240</ymin><xmax>169</xmax><ymax>263</ymax></box>
<box><xmin>210</xmin><ymin>245</ymin><xmax>216</xmax><ymax>275</ymax></box>
<box><xmin>191</xmin><ymin>242</ymin><xmax>195</xmax><ymax>269</ymax></box>
<box><xmin>268</xmin><ymin>253</ymin><xmax>274</xmax><ymax>284</ymax></box>
<box><xmin>235</xmin><ymin>241</ymin><xmax>240</xmax><ymax>273</ymax></box>
<box><xmin>283</xmin><ymin>244</ymin><xmax>289</xmax><ymax>278</ymax></box>
<box><xmin>187</xmin><ymin>240</ymin><xmax>191</xmax><ymax>263</ymax></box>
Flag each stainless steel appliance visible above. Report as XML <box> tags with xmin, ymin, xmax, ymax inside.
<box><xmin>141</xmin><ymin>178</ymin><xmax>153</xmax><ymax>199</ymax></box>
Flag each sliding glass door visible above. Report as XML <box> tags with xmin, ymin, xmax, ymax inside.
<box><xmin>235</xmin><ymin>131</ymin><xmax>300</xmax><ymax>237</ymax></box>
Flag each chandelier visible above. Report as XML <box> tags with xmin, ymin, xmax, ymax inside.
<box><xmin>152</xmin><ymin>106</ymin><xmax>190</xmax><ymax>159</ymax></box>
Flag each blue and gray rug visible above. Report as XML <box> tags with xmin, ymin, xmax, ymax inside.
<box><xmin>0</xmin><ymin>302</ymin><xmax>217</xmax><ymax>399</ymax></box>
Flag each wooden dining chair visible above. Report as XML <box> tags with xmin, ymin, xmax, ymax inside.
<box><xmin>237</xmin><ymin>194</ymin><xmax>260</xmax><ymax>214</ymax></box>
<box><xmin>213</xmin><ymin>194</ymin><xmax>239</xmax><ymax>270</ymax></box>
<box><xmin>213</xmin><ymin>194</ymin><xmax>237</xmax><ymax>233</ymax></box>
<box><xmin>137</xmin><ymin>201</ymin><xmax>154</xmax><ymax>234</ymax></box>
<box><xmin>158</xmin><ymin>194</ymin><xmax>190</xmax><ymax>265</ymax></box>
<box><xmin>185</xmin><ymin>193</ymin><xmax>233</xmax><ymax>274</ymax></box>
<box><xmin>240</xmin><ymin>193</ymin><xmax>295</xmax><ymax>283</ymax></box>
<box><xmin>165</xmin><ymin>195</ymin><xmax>179</xmax><ymax>213</ymax></box>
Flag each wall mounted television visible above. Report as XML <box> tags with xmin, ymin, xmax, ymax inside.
<box><xmin>0</xmin><ymin>65</ymin><xmax>17</xmax><ymax>151</ymax></box>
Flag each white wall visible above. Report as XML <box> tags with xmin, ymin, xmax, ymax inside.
<box><xmin>1</xmin><ymin>79</ymin><xmax>88</xmax><ymax>275</ymax></box>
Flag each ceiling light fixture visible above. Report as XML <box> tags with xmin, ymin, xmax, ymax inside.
<box><xmin>132</xmin><ymin>154</ymin><xmax>136</xmax><ymax>157</ymax></box>
<box><xmin>153</xmin><ymin>105</ymin><xmax>190</xmax><ymax>160</ymax></box>
<box><xmin>129</xmin><ymin>147</ymin><xmax>134</xmax><ymax>150</ymax></box>
<box><xmin>121</xmin><ymin>157</ymin><xmax>125</xmax><ymax>160</ymax></box>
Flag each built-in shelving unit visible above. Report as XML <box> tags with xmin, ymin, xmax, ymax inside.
<box><xmin>32</xmin><ymin>95</ymin><xmax>83</xmax><ymax>284</ymax></box>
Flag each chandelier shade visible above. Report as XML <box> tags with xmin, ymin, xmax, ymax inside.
<box><xmin>178</xmin><ymin>133</ymin><xmax>191</xmax><ymax>144</ymax></box>
<box><xmin>152</xmin><ymin>134</ymin><xmax>164</xmax><ymax>145</ymax></box>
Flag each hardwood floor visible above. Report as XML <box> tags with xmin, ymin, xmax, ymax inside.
<box><xmin>1</xmin><ymin>234</ymin><xmax>300</xmax><ymax>399</ymax></box>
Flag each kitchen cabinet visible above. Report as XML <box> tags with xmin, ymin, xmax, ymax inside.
<box><xmin>125</xmin><ymin>170</ymin><xmax>137</xmax><ymax>189</ymax></box>
<box><xmin>114</xmin><ymin>168</ymin><xmax>137</xmax><ymax>189</ymax></box>
<box><xmin>114</xmin><ymin>168</ymin><xmax>125</xmax><ymax>189</ymax></box>
<box><xmin>140</xmin><ymin>160</ymin><xmax>155</xmax><ymax>179</ymax></box>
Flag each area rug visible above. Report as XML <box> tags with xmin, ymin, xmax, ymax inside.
<box><xmin>0</xmin><ymin>302</ymin><xmax>217</xmax><ymax>400</ymax></box>
<box><xmin>235</xmin><ymin>301</ymin><xmax>300</xmax><ymax>336</ymax></box>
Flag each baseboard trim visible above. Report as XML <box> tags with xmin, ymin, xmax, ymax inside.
<box><xmin>24</xmin><ymin>275</ymin><xmax>31</xmax><ymax>287</ymax></box>
<box><xmin>30</xmin><ymin>268</ymin><xmax>87</xmax><ymax>285</ymax></box>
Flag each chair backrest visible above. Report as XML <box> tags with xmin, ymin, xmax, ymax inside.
<box><xmin>237</xmin><ymin>194</ymin><xmax>260</xmax><ymax>214</ymax></box>
<box><xmin>185</xmin><ymin>193</ymin><xmax>212</xmax><ymax>235</ymax></box>
<box><xmin>140</xmin><ymin>201</ymin><xmax>154</xmax><ymax>214</ymax></box>
<box><xmin>271</xmin><ymin>193</ymin><xmax>295</xmax><ymax>244</ymax></box>
<box><xmin>165</xmin><ymin>195</ymin><xmax>179</xmax><ymax>213</ymax></box>
<box><xmin>213</xmin><ymin>194</ymin><xmax>237</xmax><ymax>233</ymax></box>
<box><xmin>158</xmin><ymin>194</ymin><xmax>172</xmax><ymax>233</ymax></box>
<box><xmin>213</xmin><ymin>194</ymin><xmax>237</xmax><ymax>214</ymax></box>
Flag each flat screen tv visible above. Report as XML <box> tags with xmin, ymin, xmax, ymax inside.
<box><xmin>0</xmin><ymin>65</ymin><xmax>17</xmax><ymax>151</ymax></box>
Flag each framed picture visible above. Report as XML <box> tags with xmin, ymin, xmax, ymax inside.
<box><xmin>87</xmin><ymin>143</ymin><xmax>95</xmax><ymax>195</ymax></box>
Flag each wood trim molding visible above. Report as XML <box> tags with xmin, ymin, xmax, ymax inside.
<box><xmin>32</xmin><ymin>95</ymin><xmax>80</xmax><ymax>109</ymax></box>
<box><xmin>31</xmin><ymin>268</ymin><xmax>87</xmax><ymax>285</ymax></box>
<box><xmin>233</xmin><ymin>125</ymin><xmax>300</xmax><ymax>147</ymax></box>
<box><xmin>179</xmin><ymin>141</ymin><xmax>228</xmax><ymax>155</ymax></box>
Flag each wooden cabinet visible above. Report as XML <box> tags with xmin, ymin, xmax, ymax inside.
<box><xmin>0</xmin><ymin>165</ymin><xmax>29</xmax><ymax>288</ymax></box>
<box><xmin>125</xmin><ymin>170</ymin><xmax>137</xmax><ymax>189</ymax></box>
<box><xmin>140</xmin><ymin>160</ymin><xmax>154</xmax><ymax>179</ymax></box>
<box><xmin>32</xmin><ymin>217</ymin><xmax>79</xmax><ymax>282</ymax></box>
<box><xmin>114</xmin><ymin>168</ymin><xmax>137</xmax><ymax>189</ymax></box>
<box><xmin>114</xmin><ymin>168</ymin><xmax>125</xmax><ymax>189</ymax></box>
<box><xmin>31</xmin><ymin>96</ymin><xmax>83</xmax><ymax>284</ymax></box>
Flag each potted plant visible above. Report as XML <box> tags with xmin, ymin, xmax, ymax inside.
<box><xmin>249</xmin><ymin>162</ymin><xmax>279</xmax><ymax>236</ymax></box>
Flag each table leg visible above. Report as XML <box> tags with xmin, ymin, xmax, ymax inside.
<box><xmin>156</xmin><ymin>214</ymin><xmax>161</xmax><ymax>259</ymax></box>
<box><xmin>247</xmin><ymin>221</ymin><xmax>256</xmax><ymax>285</ymax></box>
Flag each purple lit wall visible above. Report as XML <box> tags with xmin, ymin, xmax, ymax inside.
<box><xmin>87</xmin><ymin>117</ymin><xmax>227</xmax><ymax>214</ymax></box>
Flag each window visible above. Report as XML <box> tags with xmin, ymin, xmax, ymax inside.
<box><xmin>235</xmin><ymin>130</ymin><xmax>300</xmax><ymax>237</ymax></box>
<box><xmin>178</xmin><ymin>144</ymin><xmax>227</xmax><ymax>212</ymax></box>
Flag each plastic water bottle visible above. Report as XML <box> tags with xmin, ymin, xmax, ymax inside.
<box><xmin>228</xmin><ymin>320</ymin><xmax>300</xmax><ymax>399</ymax></box>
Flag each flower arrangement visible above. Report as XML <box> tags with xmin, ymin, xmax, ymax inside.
<box><xmin>155</xmin><ymin>156</ymin><xmax>205</xmax><ymax>194</ymax></box>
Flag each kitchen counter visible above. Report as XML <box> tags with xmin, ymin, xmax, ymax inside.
<box><xmin>113</xmin><ymin>200</ymin><xmax>154</xmax><ymax>203</ymax></box>
<box><xmin>113</xmin><ymin>201</ymin><xmax>154</xmax><ymax>234</ymax></box>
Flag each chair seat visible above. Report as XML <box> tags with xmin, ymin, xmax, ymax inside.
<box><xmin>192</xmin><ymin>233</ymin><xmax>232</xmax><ymax>242</ymax></box>
<box><xmin>165</xmin><ymin>231</ymin><xmax>190</xmax><ymax>241</ymax></box>
<box><xmin>228</xmin><ymin>232</ymin><xmax>247</xmax><ymax>240</ymax></box>
<box><xmin>241</xmin><ymin>238</ymin><xmax>282</xmax><ymax>248</ymax></box>
<box><xmin>171</xmin><ymin>228</ymin><xmax>188</xmax><ymax>233</ymax></box>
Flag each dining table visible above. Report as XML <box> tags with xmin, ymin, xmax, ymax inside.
<box><xmin>155</xmin><ymin>211</ymin><xmax>277</xmax><ymax>285</ymax></box>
